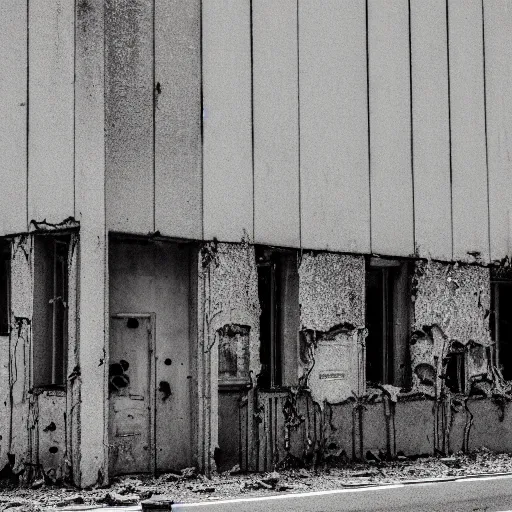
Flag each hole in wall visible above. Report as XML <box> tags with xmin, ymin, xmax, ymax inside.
<box><xmin>49</xmin><ymin>447</ymin><xmax>58</xmax><ymax>454</ymax></box>
<box><xmin>158</xmin><ymin>381</ymin><xmax>171</xmax><ymax>400</ymax></box>
<box><xmin>127</xmin><ymin>318</ymin><xmax>139</xmax><ymax>329</ymax></box>
<box><xmin>164</xmin><ymin>358</ymin><xmax>172</xmax><ymax>366</ymax></box>
<box><xmin>43</xmin><ymin>422</ymin><xmax>56</xmax><ymax>432</ymax></box>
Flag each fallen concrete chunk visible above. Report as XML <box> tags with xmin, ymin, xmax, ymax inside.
<box><xmin>105</xmin><ymin>491</ymin><xmax>140</xmax><ymax>506</ymax></box>
<box><xmin>141</xmin><ymin>495</ymin><xmax>174</xmax><ymax>511</ymax></box>
<box><xmin>191</xmin><ymin>485</ymin><xmax>216</xmax><ymax>493</ymax></box>
<box><xmin>30</xmin><ymin>478</ymin><xmax>44</xmax><ymax>490</ymax></box>
<box><xmin>261</xmin><ymin>471</ymin><xmax>280</xmax><ymax>487</ymax></box>
<box><xmin>181</xmin><ymin>467</ymin><xmax>198</xmax><ymax>480</ymax></box>
<box><xmin>55</xmin><ymin>494</ymin><xmax>85</xmax><ymax>507</ymax></box>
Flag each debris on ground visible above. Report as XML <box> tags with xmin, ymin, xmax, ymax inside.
<box><xmin>2</xmin><ymin>448</ymin><xmax>512</xmax><ymax>511</ymax></box>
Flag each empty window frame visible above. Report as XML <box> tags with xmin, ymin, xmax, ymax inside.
<box><xmin>444</xmin><ymin>341</ymin><xmax>466</xmax><ymax>393</ymax></box>
<box><xmin>0</xmin><ymin>240</ymin><xmax>10</xmax><ymax>336</ymax></box>
<box><xmin>365</xmin><ymin>258</ymin><xmax>411</xmax><ymax>387</ymax></box>
<box><xmin>33</xmin><ymin>235</ymin><xmax>70</xmax><ymax>387</ymax></box>
<box><xmin>490</xmin><ymin>280</ymin><xmax>512</xmax><ymax>381</ymax></box>
<box><xmin>256</xmin><ymin>247</ymin><xmax>299</xmax><ymax>389</ymax></box>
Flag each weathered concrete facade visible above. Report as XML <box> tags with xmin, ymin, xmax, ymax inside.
<box><xmin>1</xmin><ymin>0</ymin><xmax>512</xmax><ymax>489</ymax></box>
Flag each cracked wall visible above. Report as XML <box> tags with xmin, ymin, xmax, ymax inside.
<box><xmin>242</xmin><ymin>253</ymin><xmax>512</xmax><ymax>470</ymax></box>
<box><xmin>298</xmin><ymin>252</ymin><xmax>366</xmax><ymax>405</ymax></box>
<box><xmin>198</xmin><ymin>240</ymin><xmax>260</xmax><ymax>474</ymax></box>
<box><xmin>0</xmin><ymin>233</ymin><xmax>79</xmax><ymax>484</ymax></box>
<box><xmin>410</xmin><ymin>260</ymin><xmax>496</xmax><ymax>397</ymax></box>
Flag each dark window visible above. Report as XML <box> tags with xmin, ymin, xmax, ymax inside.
<box><xmin>490</xmin><ymin>280</ymin><xmax>512</xmax><ymax>381</ymax></box>
<box><xmin>33</xmin><ymin>235</ymin><xmax>69</xmax><ymax>387</ymax></box>
<box><xmin>445</xmin><ymin>342</ymin><xmax>465</xmax><ymax>393</ymax></box>
<box><xmin>365</xmin><ymin>259</ymin><xmax>411</xmax><ymax>386</ymax></box>
<box><xmin>256</xmin><ymin>248</ymin><xmax>299</xmax><ymax>389</ymax></box>
<box><xmin>0</xmin><ymin>240</ymin><xmax>10</xmax><ymax>336</ymax></box>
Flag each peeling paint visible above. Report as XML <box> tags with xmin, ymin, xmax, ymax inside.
<box><xmin>298</xmin><ymin>253</ymin><xmax>366</xmax><ymax>405</ymax></box>
<box><xmin>1</xmin><ymin>233</ymin><xmax>78</xmax><ymax>485</ymax></box>
<box><xmin>198</xmin><ymin>240</ymin><xmax>260</xmax><ymax>475</ymax></box>
<box><xmin>413</xmin><ymin>260</ymin><xmax>491</xmax><ymax>346</ymax></box>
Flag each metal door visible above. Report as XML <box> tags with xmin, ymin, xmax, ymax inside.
<box><xmin>108</xmin><ymin>314</ymin><xmax>156</xmax><ymax>476</ymax></box>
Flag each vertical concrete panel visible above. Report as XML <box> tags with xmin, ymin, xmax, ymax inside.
<box><xmin>105</xmin><ymin>0</ymin><xmax>154</xmax><ymax>233</ymax></box>
<box><xmin>75</xmin><ymin>0</ymin><xmax>107</xmax><ymax>488</ymax></box>
<box><xmin>0</xmin><ymin>1</ymin><xmax>27</xmax><ymax>235</ymax></box>
<box><xmin>300</xmin><ymin>0</ymin><xmax>370</xmax><ymax>253</ymax></box>
<box><xmin>368</xmin><ymin>0</ymin><xmax>414</xmax><ymax>257</ymax></box>
<box><xmin>28</xmin><ymin>0</ymin><xmax>74</xmax><ymax>224</ymax></box>
<box><xmin>449</xmin><ymin>0</ymin><xmax>489</xmax><ymax>262</ymax></box>
<box><xmin>202</xmin><ymin>0</ymin><xmax>253</xmax><ymax>242</ymax></box>
<box><xmin>410</xmin><ymin>0</ymin><xmax>452</xmax><ymax>261</ymax></box>
<box><xmin>484</xmin><ymin>1</ymin><xmax>512</xmax><ymax>262</ymax></box>
<box><xmin>253</xmin><ymin>0</ymin><xmax>299</xmax><ymax>247</ymax></box>
<box><xmin>155</xmin><ymin>0</ymin><xmax>202</xmax><ymax>240</ymax></box>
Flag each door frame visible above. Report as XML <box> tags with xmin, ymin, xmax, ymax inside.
<box><xmin>110</xmin><ymin>312</ymin><xmax>157</xmax><ymax>475</ymax></box>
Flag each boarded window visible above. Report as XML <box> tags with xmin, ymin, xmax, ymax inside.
<box><xmin>0</xmin><ymin>240</ymin><xmax>10</xmax><ymax>336</ymax></box>
<box><xmin>490</xmin><ymin>280</ymin><xmax>512</xmax><ymax>381</ymax></box>
<box><xmin>256</xmin><ymin>248</ymin><xmax>299</xmax><ymax>389</ymax></box>
<box><xmin>33</xmin><ymin>235</ymin><xmax>69</xmax><ymax>387</ymax></box>
<box><xmin>365</xmin><ymin>258</ymin><xmax>411</xmax><ymax>386</ymax></box>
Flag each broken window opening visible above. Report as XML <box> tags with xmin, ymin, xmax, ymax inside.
<box><xmin>256</xmin><ymin>247</ymin><xmax>299</xmax><ymax>389</ymax></box>
<box><xmin>365</xmin><ymin>258</ymin><xmax>411</xmax><ymax>387</ymax></box>
<box><xmin>33</xmin><ymin>235</ymin><xmax>70</xmax><ymax>388</ymax></box>
<box><xmin>0</xmin><ymin>239</ymin><xmax>10</xmax><ymax>337</ymax></box>
<box><xmin>490</xmin><ymin>280</ymin><xmax>512</xmax><ymax>381</ymax></box>
<box><xmin>445</xmin><ymin>342</ymin><xmax>466</xmax><ymax>394</ymax></box>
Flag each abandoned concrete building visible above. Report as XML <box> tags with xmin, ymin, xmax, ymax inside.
<box><xmin>1</xmin><ymin>0</ymin><xmax>512</xmax><ymax>490</ymax></box>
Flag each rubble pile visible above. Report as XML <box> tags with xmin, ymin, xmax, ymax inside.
<box><xmin>2</xmin><ymin>448</ymin><xmax>512</xmax><ymax>511</ymax></box>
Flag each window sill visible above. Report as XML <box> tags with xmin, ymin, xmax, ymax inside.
<box><xmin>219</xmin><ymin>379</ymin><xmax>251</xmax><ymax>391</ymax></box>
<box><xmin>31</xmin><ymin>384</ymin><xmax>66</xmax><ymax>396</ymax></box>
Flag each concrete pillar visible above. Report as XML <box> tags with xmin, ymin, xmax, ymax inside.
<box><xmin>75</xmin><ymin>0</ymin><xmax>108</xmax><ymax>488</ymax></box>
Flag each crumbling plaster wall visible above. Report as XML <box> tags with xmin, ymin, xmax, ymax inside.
<box><xmin>0</xmin><ymin>234</ymin><xmax>79</xmax><ymax>484</ymax></box>
<box><xmin>410</xmin><ymin>260</ymin><xmax>495</xmax><ymax>396</ymax></box>
<box><xmin>245</xmin><ymin>253</ymin><xmax>512</xmax><ymax>469</ymax></box>
<box><xmin>298</xmin><ymin>252</ymin><xmax>366</xmax><ymax>404</ymax></box>
<box><xmin>198</xmin><ymin>240</ymin><xmax>260</xmax><ymax>474</ymax></box>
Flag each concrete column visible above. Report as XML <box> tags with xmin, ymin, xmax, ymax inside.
<box><xmin>75</xmin><ymin>0</ymin><xmax>108</xmax><ymax>488</ymax></box>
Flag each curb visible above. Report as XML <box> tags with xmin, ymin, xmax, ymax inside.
<box><xmin>56</xmin><ymin>471</ymin><xmax>512</xmax><ymax>511</ymax></box>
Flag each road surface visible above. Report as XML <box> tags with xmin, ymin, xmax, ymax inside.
<box><xmin>172</xmin><ymin>474</ymin><xmax>512</xmax><ymax>512</ymax></box>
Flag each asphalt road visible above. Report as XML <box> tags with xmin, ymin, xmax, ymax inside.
<box><xmin>172</xmin><ymin>475</ymin><xmax>512</xmax><ymax>512</ymax></box>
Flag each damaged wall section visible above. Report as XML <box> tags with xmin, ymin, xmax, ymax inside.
<box><xmin>298</xmin><ymin>252</ymin><xmax>366</xmax><ymax>404</ymax></box>
<box><xmin>410</xmin><ymin>260</ymin><xmax>497</xmax><ymax>397</ymax></box>
<box><xmin>198</xmin><ymin>240</ymin><xmax>260</xmax><ymax>474</ymax></box>
<box><xmin>0</xmin><ymin>233</ymin><xmax>79</xmax><ymax>484</ymax></box>
<box><xmin>241</xmin><ymin>252</ymin><xmax>512</xmax><ymax>471</ymax></box>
